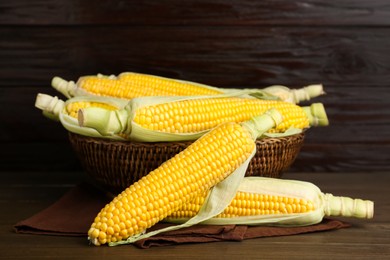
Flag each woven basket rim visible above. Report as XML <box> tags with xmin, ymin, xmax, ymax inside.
<box><xmin>68</xmin><ymin>131</ymin><xmax>305</xmax><ymax>193</ymax></box>
<box><xmin>68</xmin><ymin>130</ymin><xmax>306</xmax><ymax>147</ymax></box>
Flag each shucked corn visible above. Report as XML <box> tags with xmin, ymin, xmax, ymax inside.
<box><xmin>51</xmin><ymin>72</ymin><xmax>325</xmax><ymax>104</ymax></box>
<box><xmin>52</xmin><ymin>73</ymin><xmax>221</xmax><ymax>99</ymax></box>
<box><xmin>166</xmin><ymin>177</ymin><xmax>374</xmax><ymax>225</ymax></box>
<box><xmin>87</xmin><ymin>109</ymin><xmax>282</xmax><ymax>246</ymax></box>
<box><xmin>79</xmin><ymin>95</ymin><xmax>328</xmax><ymax>142</ymax></box>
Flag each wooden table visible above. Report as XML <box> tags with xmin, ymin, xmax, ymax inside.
<box><xmin>1</xmin><ymin>171</ymin><xmax>389</xmax><ymax>259</ymax></box>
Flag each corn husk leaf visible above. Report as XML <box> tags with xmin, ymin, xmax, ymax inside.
<box><xmin>263</xmin><ymin>127</ymin><xmax>303</xmax><ymax>138</ymax></box>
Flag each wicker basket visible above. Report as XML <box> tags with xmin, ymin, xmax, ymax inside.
<box><xmin>68</xmin><ymin>132</ymin><xmax>305</xmax><ymax>193</ymax></box>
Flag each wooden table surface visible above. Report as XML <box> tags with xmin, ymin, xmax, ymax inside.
<box><xmin>1</xmin><ymin>171</ymin><xmax>389</xmax><ymax>259</ymax></box>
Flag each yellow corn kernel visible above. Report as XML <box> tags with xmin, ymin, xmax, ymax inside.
<box><xmin>133</xmin><ymin>97</ymin><xmax>309</xmax><ymax>133</ymax></box>
<box><xmin>87</xmin><ymin>122</ymin><xmax>255</xmax><ymax>246</ymax></box>
<box><xmin>168</xmin><ymin>191</ymin><xmax>315</xmax><ymax>219</ymax></box>
<box><xmin>66</xmin><ymin>101</ymin><xmax>117</xmax><ymax>118</ymax></box>
<box><xmin>117</xmin><ymin>72</ymin><xmax>223</xmax><ymax>96</ymax></box>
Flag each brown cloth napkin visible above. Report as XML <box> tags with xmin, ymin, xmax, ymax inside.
<box><xmin>14</xmin><ymin>182</ymin><xmax>350</xmax><ymax>249</ymax></box>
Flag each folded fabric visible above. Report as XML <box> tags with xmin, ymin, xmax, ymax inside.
<box><xmin>14</xmin><ymin>182</ymin><xmax>350</xmax><ymax>248</ymax></box>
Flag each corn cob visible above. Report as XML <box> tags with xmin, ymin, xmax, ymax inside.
<box><xmin>87</xmin><ymin>109</ymin><xmax>282</xmax><ymax>246</ymax></box>
<box><xmin>51</xmin><ymin>72</ymin><xmax>324</xmax><ymax>104</ymax></box>
<box><xmin>79</xmin><ymin>95</ymin><xmax>328</xmax><ymax>142</ymax></box>
<box><xmin>52</xmin><ymin>73</ymin><xmax>222</xmax><ymax>99</ymax></box>
<box><xmin>166</xmin><ymin>177</ymin><xmax>374</xmax><ymax>226</ymax></box>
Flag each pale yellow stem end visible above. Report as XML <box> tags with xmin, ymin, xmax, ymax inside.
<box><xmin>292</xmin><ymin>84</ymin><xmax>325</xmax><ymax>103</ymax></box>
<box><xmin>302</xmin><ymin>103</ymin><xmax>329</xmax><ymax>127</ymax></box>
<box><xmin>51</xmin><ymin>76</ymin><xmax>76</xmax><ymax>98</ymax></box>
<box><xmin>35</xmin><ymin>93</ymin><xmax>65</xmax><ymax>120</ymax></box>
<box><xmin>323</xmin><ymin>193</ymin><xmax>374</xmax><ymax>219</ymax></box>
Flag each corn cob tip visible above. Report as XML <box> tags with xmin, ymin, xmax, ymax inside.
<box><xmin>35</xmin><ymin>93</ymin><xmax>65</xmax><ymax>120</ymax></box>
<box><xmin>302</xmin><ymin>103</ymin><xmax>329</xmax><ymax>127</ymax></box>
<box><xmin>324</xmin><ymin>193</ymin><xmax>374</xmax><ymax>219</ymax></box>
<box><xmin>51</xmin><ymin>76</ymin><xmax>76</xmax><ymax>98</ymax></box>
<box><xmin>292</xmin><ymin>84</ymin><xmax>325</xmax><ymax>102</ymax></box>
<box><xmin>303</xmin><ymin>84</ymin><xmax>325</xmax><ymax>98</ymax></box>
<box><xmin>35</xmin><ymin>93</ymin><xmax>53</xmax><ymax>110</ymax></box>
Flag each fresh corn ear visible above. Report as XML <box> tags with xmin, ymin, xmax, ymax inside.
<box><xmin>87</xmin><ymin>109</ymin><xmax>283</xmax><ymax>246</ymax></box>
<box><xmin>51</xmin><ymin>73</ymin><xmax>222</xmax><ymax>99</ymax></box>
<box><xmin>51</xmin><ymin>72</ymin><xmax>324</xmax><ymax>104</ymax></box>
<box><xmin>79</xmin><ymin>94</ymin><xmax>328</xmax><ymax>142</ymax></box>
<box><xmin>166</xmin><ymin>177</ymin><xmax>374</xmax><ymax>226</ymax></box>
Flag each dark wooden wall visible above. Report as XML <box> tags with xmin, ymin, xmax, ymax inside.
<box><xmin>1</xmin><ymin>0</ymin><xmax>389</xmax><ymax>173</ymax></box>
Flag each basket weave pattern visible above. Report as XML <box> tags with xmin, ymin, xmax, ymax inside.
<box><xmin>68</xmin><ymin>132</ymin><xmax>305</xmax><ymax>192</ymax></box>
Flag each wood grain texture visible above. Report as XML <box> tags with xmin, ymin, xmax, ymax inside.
<box><xmin>1</xmin><ymin>0</ymin><xmax>390</xmax><ymax>26</ymax></box>
<box><xmin>0</xmin><ymin>26</ymin><xmax>389</xmax><ymax>87</ymax></box>
<box><xmin>1</xmin><ymin>0</ymin><xmax>389</xmax><ymax>173</ymax></box>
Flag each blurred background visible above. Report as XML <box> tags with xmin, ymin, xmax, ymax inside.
<box><xmin>1</xmin><ymin>0</ymin><xmax>389</xmax><ymax>173</ymax></box>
